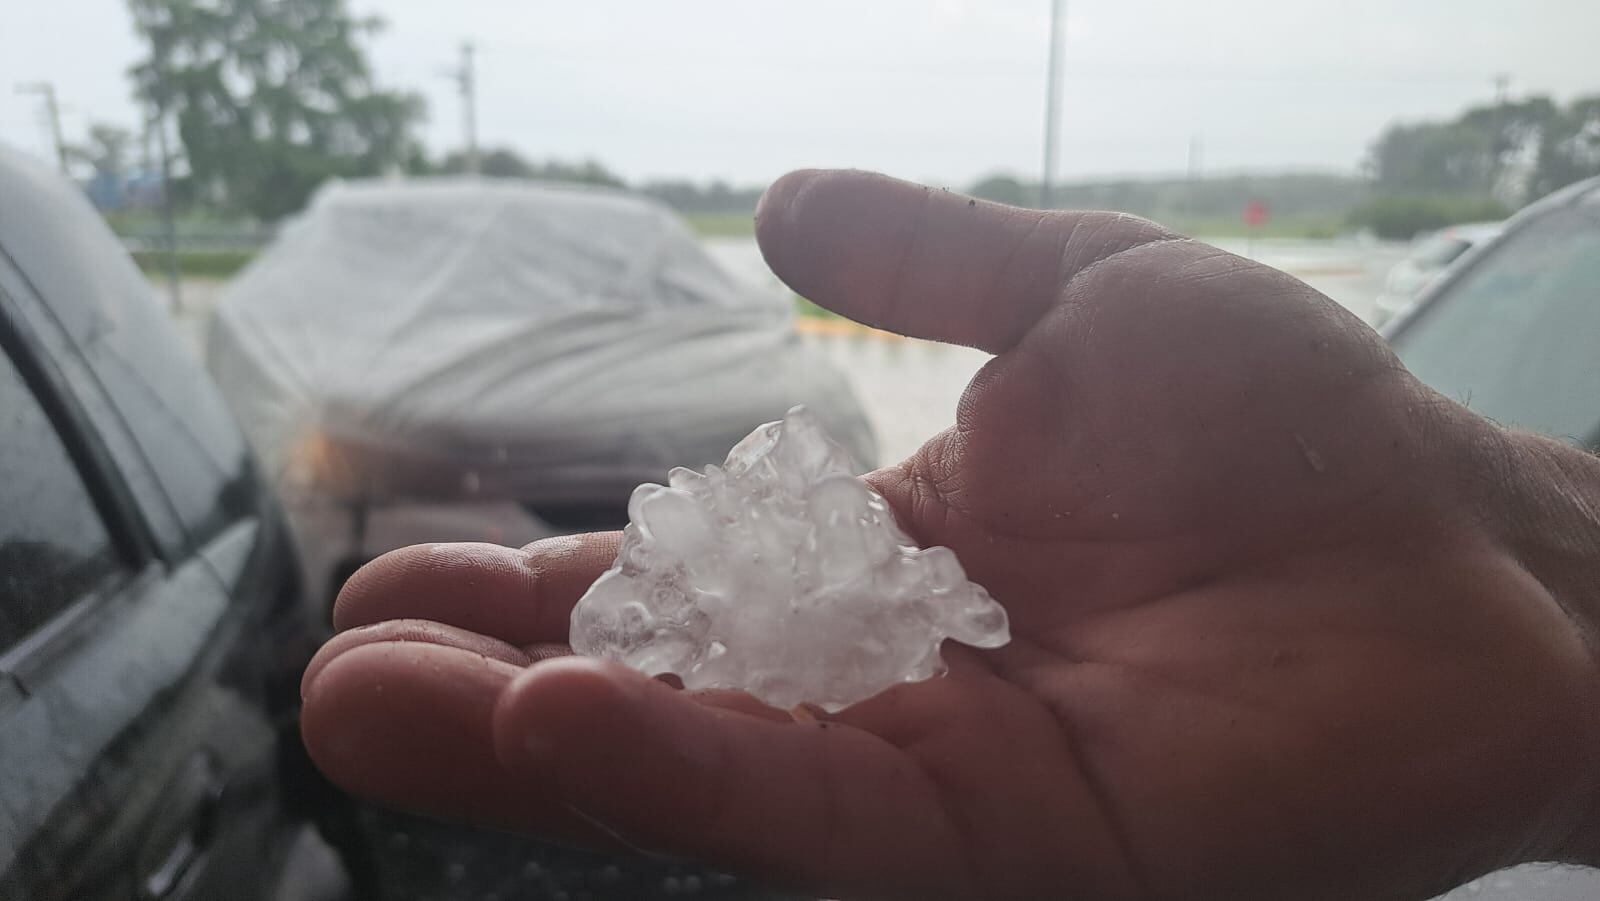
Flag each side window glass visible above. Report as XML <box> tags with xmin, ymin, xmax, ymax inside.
<box><xmin>1394</xmin><ymin>204</ymin><xmax>1600</xmax><ymax>444</ymax></box>
<box><xmin>0</xmin><ymin>156</ymin><xmax>252</xmax><ymax>554</ymax></box>
<box><xmin>0</xmin><ymin>348</ymin><xmax>122</xmax><ymax>652</ymax></box>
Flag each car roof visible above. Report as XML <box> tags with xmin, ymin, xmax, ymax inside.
<box><xmin>302</xmin><ymin>174</ymin><xmax>674</xmax><ymax>222</ymax></box>
<box><xmin>0</xmin><ymin>143</ymin><xmax>148</xmax><ymax>322</ymax></box>
<box><xmin>0</xmin><ymin>142</ymin><xmax>254</xmax><ymax>553</ymax></box>
<box><xmin>1384</xmin><ymin>174</ymin><xmax>1600</xmax><ymax>340</ymax></box>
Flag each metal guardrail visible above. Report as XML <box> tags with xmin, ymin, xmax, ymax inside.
<box><xmin>116</xmin><ymin>226</ymin><xmax>275</xmax><ymax>254</ymax></box>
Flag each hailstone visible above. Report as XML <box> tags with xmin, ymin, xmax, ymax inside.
<box><xmin>569</xmin><ymin>406</ymin><xmax>1010</xmax><ymax>711</ymax></box>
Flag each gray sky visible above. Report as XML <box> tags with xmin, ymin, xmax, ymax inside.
<box><xmin>4</xmin><ymin>0</ymin><xmax>1597</xmax><ymax>186</ymax></box>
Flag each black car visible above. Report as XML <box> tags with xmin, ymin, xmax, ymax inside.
<box><xmin>0</xmin><ymin>144</ymin><xmax>337</xmax><ymax>899</ymax></box>
<box><xmin>1387</xmin><ymin>174</ymin><xmax>1600</xmax><ymax>451</ymax></box>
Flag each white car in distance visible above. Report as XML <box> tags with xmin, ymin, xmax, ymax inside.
<box><xmin>1371</xmin><ymin>221</ymin><xmax>1503</xmax><ymax>327</ymax></box>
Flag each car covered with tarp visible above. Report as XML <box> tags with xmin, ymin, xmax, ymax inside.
<box><xmin>207</xmin><ymin>177</ymin><xmax>877</xmax><ymax>604</ymax></box>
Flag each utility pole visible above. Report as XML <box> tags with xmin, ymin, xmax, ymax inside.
<box><xmin>16</xmin><ymin>82</ymin><xmax>68</xmax><ymax>174</ymax></box>
<box><xmin>445</xmin><ymin>42</ymin><xmax>480</xmax><ymax>175</ymax></box>
<box><xmin>1039</xmin><ymin>0</ymin><xmax>1065</xmax><ymax>209</ymax></box>
<box><xmin>1489</xmin><ymin>73</ymin><xmax>1511</xmax><ymax>198</ymax></box>
<box><xmin>151</xmin><ymin>105</ymin><xmax>183</xmax><ymax>314</ymax></box>
<box><xmin>1184</xmin><ymin>133</ymin><xmax>1203</xmax><ymax>223</ymax></box>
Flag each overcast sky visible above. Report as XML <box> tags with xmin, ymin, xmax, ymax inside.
<box><xmin>3</xmin><ymin>0</ymin><xmax>1597</xmax><ymax>187</ymax></box>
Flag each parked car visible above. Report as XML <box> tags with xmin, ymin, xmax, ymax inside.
<box><xmin>0</xmin><ymin>144</ymin><xmax>344</xmax><ymax>899</ymax></box>
<box><xmin>1386</xmin><ymin>179</ymin><xmax>1599</xmax><ymax>449</ymax></box>
<box><xmin>205</xmin><ymin>178</ymin><xmax>878</xmax><ymax>610</ymax></box>
<box><xmin>1</xmin><ymin>146</ymin><xmax>805</xmax><ymax>901</ymax></box>
<box><xmin>1371</xmin><ymin>220</ymin><xmax>1503</xmax><ymax>328</ymax></box>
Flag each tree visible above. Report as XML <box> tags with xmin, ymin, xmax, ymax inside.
<box><xmin>638</xmin><ymin>179</ymin><xmax>763</xmax><ymax>214</ymax></box>
<box><xmin>1459</xmin><ymin>97</ymin><xmax>1558</xmax><ymax>201</ymax></box>
<box><xmin>967</xmin><ymin>174</ymin><xmax>1031</xmax><ymax>207</ymax></box>
<box><xmin>435</xmin><ymin>147</ymin><xmax>627</xmax><ymax>188</ymax></box>
<box><xmin>69</xmin><ymin>124</ymin><xmax>134</xmax><ymax>181</ymax></box>
<box><xmin>1366</xmin><ymin>120</ymin><xmax>1495</xmax><ymax>197</ymax></box>
<box><xmin>128</xmin><ymin>0</ymin><xmax>424</xmax><ymax>220</ymax></box>
<box><xmin>1363</xmin><ymin>95</ymin><xmax>1599</xmax><ymax>208</ymax></box>
<box><xmin>1530</xmin><ymin>95</ymin><xmax>1600</xmax><ymax>199</ymax></box>
<box><xmin>478</xmin><ymin>149</ymin><xmax>534</xmax><ymax>179</ymax></box>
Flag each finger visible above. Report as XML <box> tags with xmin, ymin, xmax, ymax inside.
<box><xmin>332</xmin><ymin>533</ymin><xmax>621</xmax><ymax>644</ymax></box>
<box><xmin>300</xmin><ymin>618</ymin><xmax>533</xmax><ymax>698</ymax></box>
<box><xmin>300</xmin><ymin>640</ymin><xmax>614</xmax><ymax>847</ymax></box>
<box><xmin>754</xmin><ymin>168</ymin><xmax>1177</xmax><ymax>353</ymax></box>
<box><xmin>490</xmin><ymin>656</ymin><xmax>972</xmax><ymax>898</ymax></box>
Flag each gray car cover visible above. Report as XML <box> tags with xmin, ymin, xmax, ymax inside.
<box><xmin>205</xmin><ymin>177</ymin><xmax>876</xmax><ymax>507</ymax></box>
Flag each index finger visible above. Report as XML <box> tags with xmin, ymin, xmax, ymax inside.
<box><xmin>754</xmin><ymin>169</ymin><xmax>1178</xmax><ymax>354</ymax></box>
<box><xmin>332</xmin><ymin>532</ymin><xmax>621</xmax><ymax>644</ymax></box>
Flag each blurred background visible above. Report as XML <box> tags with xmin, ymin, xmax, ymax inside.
<box><xmin>3</xmin><ymin>2</ymin><xmax>1599</xmax><ymax>900</ymax></box>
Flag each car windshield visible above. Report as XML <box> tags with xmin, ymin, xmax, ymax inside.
<box><xmin>1410</xmin><ymin>233</ymin><xmax>1474</xmax><ymax>268</ymax></box>
<box><xmin>1393</xmin><ymin>200</ymin><xmax>1600</xmax><ymax>444</ymax></box>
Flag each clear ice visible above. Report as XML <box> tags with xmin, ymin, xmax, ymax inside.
<box><xmin>569</xmin><ymin>405</ymin><xmax>1011</xmax><ymax>711</ymax></box>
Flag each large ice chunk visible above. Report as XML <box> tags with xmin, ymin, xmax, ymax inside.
<box><xmin>570</xmin><ymin>405</ymin><xmax>1010</xmax><ymax>711</ymax></box>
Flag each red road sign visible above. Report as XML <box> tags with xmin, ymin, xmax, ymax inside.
<box><xmin>1243</xmin><ymin>200</ymin><xmax>1270</xmax><ymax>228</ymax></box>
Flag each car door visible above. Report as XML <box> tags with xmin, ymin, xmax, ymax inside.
<box><xmin>0</xmin><ymin>314</ymin><xmax>250</xmax><ymax>899</ymax></box>
<box><xmin>0</xmin><ymin>151</ymin><xmax>306</xmax><ymax>899</ymax></box>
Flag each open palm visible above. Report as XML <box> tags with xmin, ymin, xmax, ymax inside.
<box><xmin>301</xmin><ymin>170</ymin><xmax>1600</xmax><ymax>901</ymax></box>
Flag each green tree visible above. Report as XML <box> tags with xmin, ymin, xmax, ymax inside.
<box><xmin>128</xmin><ymin>0</ymin><xmax>424</xmax><ymax>220</ymax></box>
<box><xmin>639</xmin><ymin>178</ymin><xmax>763</xmax><ymax>213</ymax></box>
<box><xmin>69</xmin><ymin>123</ymin><xmax>134</xmax><ymax>180</ymax></box>
<box><xmin>1345</xmin><ymin>195</ymin><xmax>1511</xmax><ymax>240</ymax></box>
<box><xmin>967</xmin><ymin>174</ymin><xmax>1031</xmax><ymax>207</ymax></box>
<box><xmin>435</xmin><ymin>148</ymin><xmax>627</xmax><ymax>188</ymax></box>
<box><xmin>1530</xmin><ymin>95</ymin><xmax>1600</xmax><ymax>199</ymax></box>
<box><xmin>478</xmin><ymin>149</ymin><xmax>534</xmax><ymax>179</ymax></box>
<box><xmin>1363</xmin><ymin>95</ymin><xmax>1600</xmax><ymax>208</ymax></box>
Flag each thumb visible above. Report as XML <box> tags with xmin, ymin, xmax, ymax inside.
<box><xmin>490</xmin><ymin>656</ymin><xmax>971</xmax><ymax>898</ymax></box>
<box><xmin>754</xmin><ymin>168</ymin><xmax>1176</xmax><ymax>353</ymax></box>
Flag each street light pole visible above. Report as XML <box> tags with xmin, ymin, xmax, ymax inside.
<box><xmin>453</xmin><ymin>42</ymin><xmax>480</xmax><ymax>175</ymax></box>
<box><xmin>151</xmin><ymin>105</ymin><xmax>183</xmax><ymax>314</ymax></box>
<box><xmin>1489</xmin><ymin>72</ymin><xmax>1511</xmax><ymax>197</ymax></box>
<box><xmin>1039</xmin><ymin>0</ymin><xmax>1065</xmax><ymax>209</ymax></box>
<box><xmin>16</xmin><ymin>82</ymin><xmax>68</xmax><ymax>174</ymax></box>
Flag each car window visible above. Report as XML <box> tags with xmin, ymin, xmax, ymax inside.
<box><xmin>0</xmin><ymin>347</ymin><xmax>122</xmax><ymax>652</ymax></box>
<box><xmin>0</xmin><ymin>149</ymin><xmax>254</xmax><ymax>554</ymax></box>
<box><xmin>1393</xmin><ymin>202</ymin><xmax>1600</xmax><ymax>445</ymax></box>
<box><xmin>1410</xmin><ymin>234</ymin><xmax>1472</xmax><ymax>269</ymax></box>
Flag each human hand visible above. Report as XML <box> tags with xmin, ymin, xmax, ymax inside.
<box><xmin>301</xmin><ymin>170</ymin><xmax>1600</xmax><ymax>900</ymax></box>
